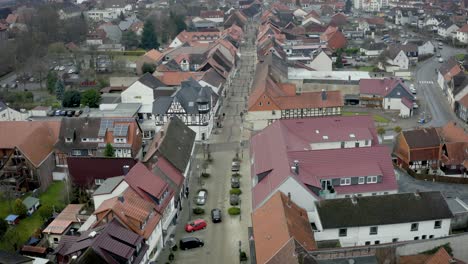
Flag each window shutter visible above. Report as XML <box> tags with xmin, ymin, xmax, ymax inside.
<box><xmin>351</xmin><ymin>177</ymin><xmax>359</xmax><ymax>185</ymax></box>
<box><xmin>332</xmin><ymin>178</ymin><xmax>340</xmax><ymax>186</ymax></box>
<box><xmin>377</xmin><ymin>175</ymin><xmax>383</xmax><ymax>183</ymax></box>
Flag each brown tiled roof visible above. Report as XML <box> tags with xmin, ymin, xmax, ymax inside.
<box><xmin>43</xmin><ymin>204</ymin><xmax>84</xmax><ymax>234</ymax></box>
<box><xmin>400</xmin><ymin>247</ymin><xmax>460</xmax><ymax>264</ymax></box>
<box><xmin>402</xmin><ymin>128</ymin><xmax>441</xmax><ymax>149</ymax></box>
<box><xmin>441</xmin><ymin>142</ymin><xmax>468</xmax><ymax>166</ymax></box>
<box><xmin>93</xmin><ymin>188</ymin><xmax>160</xmax><ymax>239</ymax></box>
<box><xmin>252</xmin><ymin>191</ymin><xmax>316</xmax><ymax>264</ymax></box>
<box><xmin>143</xmin><ymin>49</ymin><xmax>163</xmax><ymax>62</ymax></box>
<box><xmin>0</xmin><ymin>121</ymin><xmax>60</xmax><ymax>167</ymax></box>
<box><xmin>439</xmin><ymin>58</ymin><xmax>462</xmax><ymax>81</ymax></box>
<box><xmin>458</xmin><ymin>24</ymin><xmax>468</xmax><ymax>33</ymax></box>
<box><xmin>154</xmin><ymin>71</ymin><xmax>204</xmax><ymax>86</ymax></box>
<box><xmin>459</xmin><ymin>93</ymin><xmax>468</xmax><ymax>108</ymax></box>
<box><xmin>437</xmin><ymin>121</ymin><xmax>468</xmax><ymax>143</ymax></box>
<box><xmin>274</xmin><ymin>91</ymin><xmax>343</xmax><ymax>109</ymax></box>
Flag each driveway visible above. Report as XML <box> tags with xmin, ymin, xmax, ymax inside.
<box><xmin>396</xmin><ymin>169</ymin><xmax>468</xmax><ymax>200</ymax></box>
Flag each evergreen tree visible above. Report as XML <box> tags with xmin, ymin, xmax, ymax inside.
<box><xmin>122</xmin><ymin>31</ymin><xmax>139</xmax><ymax>49</ymax></box>
<box><xmin>62</xmin><ymin>90</ymin><xmax>81</xmax><ymax>107</ymax></box>
<box><xmin>140</xmin><ymin>20</ymin><xmax>159</xmax><ymax>50</ymax></box>
<box><xmin>46</xmin><ymin>71</ymin><xmax>58</xmax><ymax>94</ymax></box>
<box><xmin>170</xmin><ymin>12</ymin><xmax>187</xmax><ymax>35</ymax></box>
<box><xmin>345</xmin><ymin>0</ymin><xmax>352</xmax><ymax>13</ymax></box>
<box><xmin>14</xmin><ymin>199</ymin><xmax>27</xmax><ymax>217</ymax></box>
<box><xmin>55</xmin><ymin>79</ymin><xmax>65</xmax><ymax>100</ymax></box>
<box><xmin>119</xmin><ymin>11</ymin><xmax>125</xmax><ymax>21</ymax></box>
<box><xmin>104</xmin><ymin>143</ymin><xmax>115</xmax><ymax>157</ymax></box>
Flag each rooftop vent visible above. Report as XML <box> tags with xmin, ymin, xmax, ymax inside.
<box><xmin>322</xmin><ymin>135</ymin><xmax>328</xmax><ymax>140</ymax></box>
<box><xmin>350</xmin><ymin>133</ymin><xmax>355</xmax><ymax>138</ymax></box>
<box><xmin>89</xmin><ymin>231</ymin><xmax>97</xmax><ymax>238</ymax></box>
<box><xmin>351</xmin><ymin>195</ymin><xmax>358</xmax><ymax>205</ymax></box>
<box><xmin>315</xmin><ymin>130</ymin><xmax>320</xmax><ymax>134</ymax></box>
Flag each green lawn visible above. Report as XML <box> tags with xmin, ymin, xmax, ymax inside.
<box><xmin>342</xmin><ymin>111</ymin><xmax>390</xmax><ymax>123</ymax></box>
<box><xmin>455</xmin><ymin>54</ymin><xmax>465</xmax><ymax>60</ymax></box>
<box><xmin>0</xmin><ymin>181</ymin><xmax>67</xmax><ymax>251</ymax></box>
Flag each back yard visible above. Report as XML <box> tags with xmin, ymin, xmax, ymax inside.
<box><xmin>0</xmin><ymin>181</ymin><xmax>68</xmax><ymax>251</ymax></box>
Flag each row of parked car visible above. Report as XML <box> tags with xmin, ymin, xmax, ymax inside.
<box><xmin>47</xmin><ymin>109</ymin><xmax>83</xmax><ymax>117</ymax></box>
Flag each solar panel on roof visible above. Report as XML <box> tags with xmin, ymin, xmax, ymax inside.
<box><xmin>114</xmin><ymin>124</ymin><xmax>129</xmax><ymax>137</ymax></box>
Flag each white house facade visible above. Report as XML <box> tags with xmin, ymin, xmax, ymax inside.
<box><xmin>418</xmin><ymin>41</ymin><xmax>435</xmax><ymax>55</ymax></box>
<box><xmin>0</xmin><ymin>105</ymin><xmax>28</xmax><ymax>121</ymax></box>
<box><xmin>311</xmin><ymin>192</ymin><xmax>453</xmax><ymax>247</ymax></box>
<box><xmin>438</xmin><ymin>24</ymin><xmax>460</xmax><ymax>38</ymax></box>
<box><xmin>456</xmin><ymin>25</ymin><xmax>468</xmax><ymax>44</ymax></box>
<box><xmin>309</xmin><ymin>51</ymin><xmax>333</xmax><ymax>71</ymax></box>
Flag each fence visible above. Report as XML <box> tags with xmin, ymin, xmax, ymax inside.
<box><xmin>407</xmin><ymin>169</ymin><xmax>468</xmax><ymax>184</ymax></box>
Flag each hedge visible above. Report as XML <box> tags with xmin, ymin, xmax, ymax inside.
<box><xmin>193</xmin><ymin>207</ymin><xmax>205</xmax><ymax>215</ymax></box>
<box><xmin>230</xmin><ymin>188</ymin><xmax>242</xmax><ymax>195</ymax></box>
<box><xmin>228</xmin><ymin>207</ymin><xmax>241</xmax><ymax>215</ymax></box>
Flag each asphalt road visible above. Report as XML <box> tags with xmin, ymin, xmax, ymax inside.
<box><xmin>157</xmin><ymin>23</ymin><xmax>258</xmax><ymax>264</ymax></box>
<box><xmin>413</xmin><ymin>45</ymin><xmax>466</xmax><ymax>127</ymax></box>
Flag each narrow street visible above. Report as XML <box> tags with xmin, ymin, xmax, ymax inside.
<box><xmin>414</xmin><ymin>45</ymin><xmax>466</xmax><ymax>128</ymax></box>
<box><xmin>156</xmin><ymin>23</ymin><xmax>257</xmax><ymax>264</ymax></box>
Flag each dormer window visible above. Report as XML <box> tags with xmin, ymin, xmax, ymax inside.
<box><xmin>65</xmin><ymin>137</ymin><xmax>73</xmax><ymax>143</ymax></box>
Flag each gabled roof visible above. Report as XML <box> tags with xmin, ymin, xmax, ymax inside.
<box><xmin>155</xmin><ymin>71</ymin><xmax>204</xmax><ymax>86</ymax></box>
<box><xmin>359</xmin><ymin>78</ymin><xmax>413</xmax><ymax>97</ymax></box>
<box><xmin>438</xmin><ymin>121</ymin><xmax>468</xmax><ymax>143</ymax></box>
<box><xmin>143</xmin><ymin>116</ymin><xmax>196</xmax><ymax>173</ymax></box>
<box><xmin>22</xmin><ymin>196</ymin><xmax>39</xmax><ymax>210</ymax></box>
<box><xmin>402</xmin><ymin>128</ymin><xmax>441</xmax><ymax>149</ymax></box>
<box><xmin>61</xmin><ymin>218</ymin><xmax>147</xmax><ymax>264</ymax></box>
<box><xmin>67</xmin><ymin>157</ymin><xmax>136</xmax><ymax>187</ymax></box>
<box><xmin>142</xmin><ymin>49</ymin><xmax>163</xmax><ymax>62</ymax></box>
<box><xmin>93</xmin><ymin>187</ymin><xmax>160</xmax><ymax>239</ymax></box>
<box><xmin>253</xmin><ymin>191</ymin><xmax>316</xmax><ymax>264</ymax></box>
<box><xmin>400</xmin><ymin>247</ymin><xmax>460</xmax><ymax>264</ymax></box>
<box><xmin>138</xmin><ymin>72</ymin><xmax>167</xmax><ymax>88</ymax></box>
<box><xmin>0</xmin><ymin>121</ymin><xmax>61</xmax><ymax>167</ymax></box>
<box><xmin>124</xmin><ymin>162</ymin><xmax>171</xmax><ymax>211</ymax></box>
<box><xmin>93</xmin><ymin>176</ymin><xmax>125</xmax><ymax>196</ymax></box>
<box><xmin>459</xmin><ymin>24</ymin><xmax>468</xmax><ymax>33</ymax></box>
<box><xmin>43</xmin><ymin>204</ymin><xmax>84</xmax><ymax>234</ymax></box>
<box><xmin>439</xmin><ymin>58</ymin><xmax>462</xmax><ymax>81</ymax></box>
<box><xmin>55</xmin><ymin>117</ymin><xmax>101</xmax><ymax>154</ymax></box>
<box><xmin>316</xmin><ymin>191</ymin><xmax>453</xmax><ymax>229</ymax></box>
<box><xmin>0</xmin><ymin>250</ymin><xmax>33</xmax><ymax>264</ymax></box>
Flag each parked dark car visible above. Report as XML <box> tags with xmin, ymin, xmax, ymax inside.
<box><xmin>230</xmin><ymin>194</ymin><xmax>240</xmax><ymax>206</ymax></box>
<box><xmin>54</xmin><ymin>110</ymin><xmax>61</xmax><ymax>116</ymax></box>
<box><xmin>59</xmin><ymin>110</ymin><xmax>67</xmax><ymax>116</ymax></box>
<box><xmin>47</xmin><ymin>110</ymin><xmax>55</xmax><ymax>116</ymax></box>
<box><xmin>231</xmin><ymin>177</ymin><xmax>240</xmax><ymax>188</ymax></box>
<box><xmin>180</xmin><ymin>237</ymin><xmax>204</xmax><ymax>250</ymax></box>
<box><xmin>66</xmin><ymin>110</ymin><xmax>75</xmax><ymax>117</ymax></box>
<box><xmin>211</xmin><ymin>208</ymin><xmax>222</xmax><ymax>223</ymax></box>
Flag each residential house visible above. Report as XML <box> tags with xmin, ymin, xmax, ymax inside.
<box><xmin>67</xmin><ymin>157</ymin><xmax>136</xmax><ymax>188</ymax></box>
<box><xmin>54</xmin><ymin>219</ymin><xmax>149</xmax><ymax>264</ymax></box>
<box><xmin>437</xmin><ymin>58</ymin><xmax>463</xmax><ymax>96</ymax></box>
<box><xmin>359</xmin><ymin>78</ymin><xmax>415</xmax><ymax>117</ymax></box>
<box><xmin>92</xmin><ymin>176</ymin><xmax>127</xmax><ymax>209</ymax></box>
<box><xmin>86</xmin><ymin>10</ymin><xmax>120</xmax><ymax>21</ymax></box>
<box><xmin>456</xmin><ymin>24</ymin><xmax>468</xmax><ymax>44</ymax></box>
<box><xmin>97</xmin><ymin>23</ymin><xmax>122</xmax><ymax>44</ymax></box>
<box><xmin>43</xmin><ymin>204</ymin><xmax>86</xmax><ymax>248</ymax></box>
<box><xmin>393</xmin><ymin>43</ymin><xmax>419</xmax><ymax>62</ymax></box>
<box><xmin>308</xmin><ymin>50</ymin><xmax>333</xmax><ymax>71</ymax></box>
<box><xmin>0</xmin><ymin>121</ymin><xmax>60</xmax><ymax>191</ymax></box>
<box><xmin>447</xmin><ymin>72</ymin><xmax>468</xmax><ymax>110</ymax></box>
<box><xmin>252</xmin><ymin>191</ymin><xmax>317</xmax><ymax>264</ymax></box>
<box><xmin>0</xmin><ymin>100</ymin><xmax>29</xmax><ymax>121</ymax></box>
<box><xmin>438</xmin><ymin>21</ymin><xmax>459</xmax><ymax>38</ymax></box>
<box><xmin>360</xmin><ymin>42</ymin><xmax>386</xmax><ymax>57</ymax></box>
<box><xmin>415</xmin><ymin>40</ymin><xmax>436</xmax><ymax>56</ymax></box>
<box><xmin>394</xmin><ymin>127</ymin><xmax>442</xmax><ymax>174</ymax></box>
<box><xmin>250</xmin><ymin>116</ymin><xmax>398</xmax><ymax>217</ymax></box>
<box><xmin>200</xmin><ymin>10</ymin><xmax>224</xmax><ymax>24</ymax></box>
<box><xmin>191</xmin><ymin>17</ymin><xmax>217</xmax><ymax>30</ymax></box>
<box><xmin>455</xmin><ymin>93</ymin><xmax>468</xmax><ymax>123</ymax></box>
<box><xmin>142</xmin><ymin>116</ymin><xmax>196</xmax><ymax>200</ymax></box>
<box><xmin>22</xmin><ymin>196</ymin><xmax>40</xmax><ymax>216</ymax></box>
<box><xmin>92</xmin><ymin>187</ymin><xmax>162</xmax><ymax>260</ymax></box>
<box><xmin>124</xmin><ymin>162</ymin><xmax>179</xmax><ymax>251</ymax></box>
<box><xmin>152</xmin><ymin>78</ymin><xmax>219</xmax><ymax>141</ymax></box>
<box><xmin>329</xmin><ymin>13</ymin><xmax>348</xmax><ymax>27</ymax></box>
<box><xmin>224</xmin><ymin>10</ymin><xmax>248</xmax><ymax>29</ymax></box>
<box><xmin>320</xmin><ymin>26</ymin><xmax>347</xmax><ymax>51</ymax></box>
<box><xmin>55</xmin><ymin>117</ymin><xmax>142</xmax><ymax>166</ymax></box>
<box><xmin>437</xmin><ymin>122</ymin><xmax>468</xmax><ymax>177</ymax></box>
<box><xmin>169</xmin><ymin>30</ymin><xmax>222</xmax><ymax>48</ymax></box>
<box><xmin>312</xmin><ymin>192</ymin><xmax>453</xmax><ymax>247</ymax></box>
<box><xmin>380</xmin><ymin>46</ymin><xmax>410</xmax><ymax>72</ymax></box>
<box><xmin>247</xmin><ymin>54</ymin><xmax>343</xmax><ymax>130</ymax></box>
<box><xmin>418</xmin><ymin>16</ymin><xmax>440</xmax><ymax>30</ymax></box>
<box><xmin>102</xmin><ymin>0</ymin><xmax>132</xmax><ymax>13</ymax></box>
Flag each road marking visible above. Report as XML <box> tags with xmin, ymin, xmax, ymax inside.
<box><xmin>418</xmin><ymin>81</ymin><xmax>433</xmax><ymax>84</ymax></box>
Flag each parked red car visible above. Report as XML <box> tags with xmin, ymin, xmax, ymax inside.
<box><xmin>185</xmin><ymin>219</ymin><xmax>207</xmax><ymax>232</ymax></box>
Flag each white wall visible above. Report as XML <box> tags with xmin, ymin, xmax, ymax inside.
<box><xmin>456</xmin><ymin>31</ymin><xmax>468</xmax><ymax>44</ymax></box>
<box><xmin>92</xmin><ymin>181</ymin><xmax>128</xmax><ymax>210</ymax></box>
<box><xmin>310</xmin><ymin>139</ymin><xmax>371</xmax><ymax>150</ymax></box>
<box><xmin>246</xmin><ymin>110</ymin><xmax>277</xmax><ymax>131</ymax></box>
<box><xmin>148</xmin><ymin>221</ymin><xmax>163</xmax><ymax>261</ymax></box>
<box><xmin>169</xmin><ymin>37</ymin><xmax>183</xmax><ymax>48</ymax></box>
<box><xmin>309</xmin><ymin>52</ymin><xmax>333</xmax><ymax>71</ymax></box>
<box><xmin>392</xmin><ymin>51</ymin><xmax>409</xmax><ymax>70</ymax></box>
<box><xmin>437</xmin><ymin>71</ymin><xmax>445</xmax><ymax>91</ymax></box>
<box><xmin>276</xmin><ymin>177</ymin><xmax>318</xmax><ymax>212</ymax></box>
<box><xmin>121</xmin><ymin>81</ymin><xmax>154</xmax><ymax>106</ymax></box>
<box><xmin>335</xmin><ymin>189</ymin><xmax>398</xmax><ymax>199</ymax></box>
<box><xmin>0</xmin><ymin>108</ymin><xmax>28</xmax><ymax>121</ymax></box>
<box><xmin>314</xmin><ymin>218</ymin><xmax>451</xmax><ymax>247</ymax></box>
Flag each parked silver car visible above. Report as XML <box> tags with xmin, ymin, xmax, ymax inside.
<box><xmin>196</xmin><ymin>190</ymin><xmax>207</xmax><ymax>205</ymax></box>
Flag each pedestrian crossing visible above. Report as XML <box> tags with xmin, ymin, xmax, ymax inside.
<box><xmin>418</xmin><ymin>81</ymin><xmax>434</xmax><ymax>84</ymax></box>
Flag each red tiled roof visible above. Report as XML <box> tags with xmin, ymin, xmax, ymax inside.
<box><xmin>156</xmin><ymin>157</ymin><xmax>184</xmax><ymax>188</ymax></box>
<box><xmin>200</xmin><ymin>10</ymin><xmax>224</xmax><ymax>18</ymax></box>
<box><xmin>43</xmin><ymin>204</ymin><xmax>84</xmax><ymax>234</ymax></box>
<box><xmin>326</xmin><ymin>30</ymin><xmax>347</xmax><ymax>50</ymax></box>
<box><xmin>125</xmin><ymin>162</ymin><xmax>169</xmax><ymax>205</ymax></box>
<box><xmin>401</xmin><ymin>96</ymin><xmax>413</xmax><ymax>109</ymax></box>
<box><xmin>360</xmin><ymin>78</ymin><xmax>412</xmax><ymax>96</ymax></box>
<box><xmin>458</xmin><ymin>93</ymin><xmax>468</xmax><ymax>108</ymax></box>
<box><xmin>458</xmin><ymin>24</ymin><xmax>468</xmax><ymax>33</ymax></box>
<box><xmin>252</xmin><ymin>191</ymin><xmax>316</xmax><ymax>264</ymax></box>
<box><xmin>155</xmin><ymin>71</ymin><xmax>204</xmax><ymax>86</ymax></box>
<box><xmin>250</xmin><ymin>116</ymin><xmax>397</xmax><ymax>209</ymax></box>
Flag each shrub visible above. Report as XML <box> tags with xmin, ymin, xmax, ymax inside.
<box><xmin>228</xmin><ymin>207</ymin><xmax>241</xmax><ymax>215</ymax></box>
<box><xmin>168</xmin><ymin>253</ymin><xmax>174</xmax><ymax>261</ymax></box>
<box><xmin>14</xmin><ymin>198</ymin><xmax>27</xmax><ymax>217</ymax></box>
<box><xmin>394</xmin><ymin>126</ymin><xmax>402</xmax><ymax>133</ymax></box>
<box><xmin>0</xmin><ymin>219</ymin><xmax>7</xmax><ymax>238</ymax></box>
<box><xmin>240</xmin><ymin>251</ymin><xmax>248</xmax><ymax>261</ymax></box>
<box><xmin>38</xmin><ymin>205</ymin><xmax>53</xmax><ymax>220</ymax></box>
<box><xmin>201</xmin><ymin>173</ymin><xmax>210</xmax><ymax>178</ymax></box>
<box><xmin>230</xmin><ymin>188</ymin><xmax>242</xmax><ymax>195</ymax></box>
<box><xmin>193</xmin><ymin>207</ymin><xmax>205</xmax><ymax>215</ymax></box>
<box><xmin>172</xmin><ymin>245</ymin><xmax>178</xmax><ymax>251</ymax></box>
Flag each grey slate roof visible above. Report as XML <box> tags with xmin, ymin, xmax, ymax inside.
<box><xmin>0</xmin><ymin>100</ymin><xmax>7</xmax><ymax>111</ymax></box>
<box><xmin>0</xmin><ymin>250</ymin><xmax>33</xmax><ymax>264</ymax></box>
<box><xmin>362</xmin><ymin>42</ymin><xmax>386</xmax><ymax>51</ymax></box>
<box><xmin>158</xmin><ymin>116</ymin><xmax>196</xmax><ymax>172</ymax></box>
<box><xmin>118</xmin><ymin>15</ymin><xmax>140</xmax><ymax>31</ymax></box>
<box><xmin>317</xmin><ymin>256</ymin><xmax>378</xmax><ymax>264</ymax></box>
<box><xmin>93</xmin><ymin>176</ymin><xmax>125</xmax><ymax>195</ymax></box>
<box><xmin>316</xmin><ymin>191</ymin><xmax>453</xmax><ymax>229</ymax></box>
<box><xmin>55</xmin><ymin>117</ymin><xmax>102</xmax><ymax>153</ymax></box>
<box><xmin>138</xmin><ymin>73</ymin><xmax>166</xmax><ymax>89</ymax></box>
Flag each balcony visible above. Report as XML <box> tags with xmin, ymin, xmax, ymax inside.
<box><xmin>319</xmin><ymin>189</ymin><xmax>337</xmax><ymax>199</ymax></box>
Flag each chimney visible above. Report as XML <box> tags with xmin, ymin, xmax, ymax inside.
<box><xmin>321</xmin><ymin>89</ymin><xmax>327</xmax><ymax>101</ymax></box>
<box><xmin>118</xmin><ymin>195</ymin><xmax>125</xmax><ymax>203</ymax></box>
<box><xmin>88</xmin><ymin>231</ymin><xmax>97</xmax><ymax>238</ymax></box>
<box><xmin>291</xmin><ymin>160</ymin><xmax>299</xmax><ymax>174</ymax></box>
<box><xmin>287</xmin><ymin>192</ymin><xmax>292</xmax><ymax>207</ymax></box>
<box><xmin>160</xmin><ymin>129</ymin><xmax>164</xmax><ymax>137</ymax></box>
<box><xmin>351</xmin><ymin>195</ymin><xmax>358</xmax><ymax>205</ymax></box>
<box><xmin>122</xmin><ymin>165</ymin><xmax>130</xmax><ymax>175</ymax></box>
